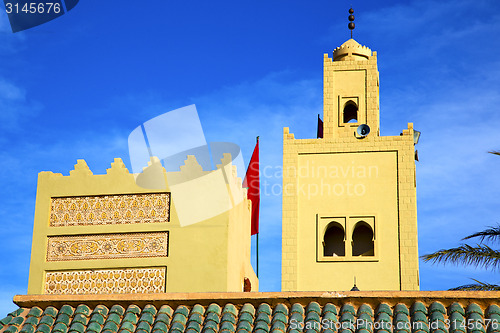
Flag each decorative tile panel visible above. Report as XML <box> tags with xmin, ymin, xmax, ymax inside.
<box><xmin>46</xmin><ymin>232</ymin><xmax>168</xmax><ymax>261</ymax></box>
<box><xmin>44</xmin><ymin>267</ymin><xmax>166</xmax><ymax>294</ymax></box>
<box><xmin>49</xmin><ymin>193</ymin><xmax>170</xmax><ymax>227</ymax></box>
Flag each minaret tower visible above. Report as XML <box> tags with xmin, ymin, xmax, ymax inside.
<box><xmin>282</xmin><ymin>9</ymin><xmax>420</xmax><ymax>291</ymax></box>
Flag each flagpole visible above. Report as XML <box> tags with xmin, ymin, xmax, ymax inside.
<box><xmin>256</xmin><ymin>136</ymin><xmax>259</xmax><ymax>279</ymax></box>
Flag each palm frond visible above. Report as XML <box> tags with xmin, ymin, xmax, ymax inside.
<box><xmin>463</xmin><ymin>225</ymin><xmax>500</xmax><ymax>243</ymax></box>
<box><xmin>449</xmin><ymin>279</ymin><xmax>500</xmax><ymax>291</ymax></box>
<box><xmin>421</xmin><ymin>244</ymin><xmax>500</xmax><ymax>270</ymax></box>
<box><xmin>489</xmin><ymin>150</ymin><xmax>500</xmax><ymax>156</ymax></box>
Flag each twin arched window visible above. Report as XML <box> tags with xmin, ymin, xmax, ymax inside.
<box><xmin>323</xmin><ymin>221</ymin><xmax>374</xmax><ymax>257</ymax></box>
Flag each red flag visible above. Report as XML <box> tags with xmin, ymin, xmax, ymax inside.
<box><xmin>243</xmin><ymin>138</ymin><xmax>259</xmax><ymax>235</ymax></box>
<box><xmin>317</xmin><ymin>114</ymin><xmax>324</xmax><ymax>138</ymax></box>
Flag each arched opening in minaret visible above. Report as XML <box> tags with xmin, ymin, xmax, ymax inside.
<box><xmin>343</xmin><ymin>101</ymin><xmax>358</xmax><ymax>123</ymax></box>
<box><xmin>323</xmin><ymin>222</ymin><xmax>345</xmax><ymax>256</ymax></box>
<box><xmin>351</xmin><ymin>222</ymin><xmax>374</xmax><ymax>256</ymax></box>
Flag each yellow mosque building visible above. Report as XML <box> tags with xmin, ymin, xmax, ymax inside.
<box><xmin>282</xmin><ymin>38</ymin><xmax>420</xmax><ymax>291</ymax></box>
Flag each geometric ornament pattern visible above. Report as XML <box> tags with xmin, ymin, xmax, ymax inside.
<box><xmin>49</xmin><ymin>193</ymin><xmax>170</xmax><ymax>227</ymax></box>
<box><xmin>44</xmin><ymin>267</ymin><xmax>166</xmax><ymax>294</ymax></box>
<box><xmin>46</xmin><ymin>232</ymin><xmax>168</xmax><ymax>261</ymax></box>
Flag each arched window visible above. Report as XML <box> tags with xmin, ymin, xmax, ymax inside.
<box><xmin>323</xmin><ymin>222</ymin><xmax>345</xmax><ymax>256</ymax></box>
<box><xmin>343</xmin><ymin>101</ymin><xmax>358</xmax><ymax>123</ymax></box>
<box><xmin>351</xmin><ymin>222</ymin><xmax>374</xmax><ymax>256</ymax></box>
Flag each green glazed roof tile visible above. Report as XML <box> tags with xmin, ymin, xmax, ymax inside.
<box><xmin>55</xmin><ymin>313</ymin><xmax>71</xmax><ymax>326</ymax></box>
<box><xmin>204</xmin><ymin>313</ymin><xmax>220</xmax><ymax>325</ymax></box>
<box><xmin>340</xmin><ymin>313</ymin><xmax>355</xmax><ymax>323</ymax></box>
<box><xmin>271</xmin><ymin>321</ymin><xmax>286</xmax><ymax>332</ymax></box>
<box><xmin>123</xmin><ymin>312</ymin><xmax>138</xmax><ymax>325</ymax></box>
<box><xmin>487</xmin><ymin>313</ymin><xmax>500</xmax><ymax>323</ymax></box>
<box><xmin>173</xmin><ymin>306</ymin><xmax>189</xmax><ymax>319</ymax></box>
<box><xmin>358</xmin><ymin>313</ymin><xmax>372</xmax><ymax>323</ymax></box>
<box><xmin>118</xmin><ymin>329</ymin><xmax>131</xmax><ymax>333</ymax></box>
<box><xmin>136</xmin><ymin>330</ymin><xmax>150</xmax><ymax>333</ymax></box>
<box><xmin>376</xmin><ymin>313</ymin><xmax>391</xmax><ymax>323</ymax></box>
<box><xmin>71</xmin><ymin>314</ymin><xmax>88</xmax><ymax>326</ymax></box>
<box><xmin>103</xmin><ymin>321</ymin><xmax>119</xmax><ymax>332</ymax></box>
<box><xmin>220</xmin><ymin>321</ymin><xmax>235</xmax><ymax>331</ymax></box>
<box><xmin>126</xmin><ymin>305</ymin><xmax>141</xmax><ymax>316</ymax></box>
<box><xmin>119</xmin><ymin>321</ymin><xmax>135</xmax><ymax>332</ymax></box>
<box><xmin>86</xmin><ymin>321</ymin><xmax>102</xmax><ymax>333</ymax></box>
<box><xmin>270</xmin><ymin>328</ymin><xmax>284</xmax><ymax>333</ymax></box>
<box><xmin>68</xmin><ymin>322</ymin><xmax>86</xmax><ymax>333</ymax></box>
<box><xmin>256</xmin><ymin>313</ymin><xmax>271</xmax><ymax>324</ymax></box>
<box><xmin>136</xmin><ymin>321</ymin><xmax>152</xmax><ymax>332</ymax></box>
<box><xmin>411</xmin><ymin>302</ymin><xmax>428</xmax><ymax>316</ymax></box>
<box><xmin>429</xmin><ymin>303</ymin><xmax>446</xmax><ymax>315</ymax></box>
<box><xmin>376</xmin><ymin>304</ymin><xmax>392</xmax><ymax>316</ymax></box>
<box><xmin>240</xmin><ymin>304</ymin><xmax>255</xmax><ymax>317</ymax></box>
<box><xmin>110</xmin><ymin>306</ymin><xmax>125</xmax><ymax>317</ymax></box>
<box><xmin>288</xmin><ymin>330</ymin><xmax>301</xmax><ymax>333</ymax></box>
<box><xmin>449</xmin><ymin>303</ymin><xmax>465</xmax><ymax>316</ymax></box>
<box><xmin>357</xmin><ymin>329</ymin><xmax>371</xmax><ymax>333</ymax></box>
<box><xmin>223</xmin><ymin>304</ymin><xmax>237</xmax><ymax>317</ymax></box>
<box><xmin>257</xmin><ymin>304</ymin><xmax>272</xmax><ymax>317</ymax></box>
<box><xmin>19</xmin><ymin>324</ymin><xmax>35</xmax><ymax>333</ymax></box>
<box><xmin>35</xmin><ymin>323</ymin><xmax>51</xmax><ymax>333</ymax></box>
<box><xmin>290</xmin><ymin>304</ymin><xmax>304</xmax><ymax>315</ymax></box>
<box><xmin>140</xmin><ymin>312</ymin><xmax>156</xmax><ymax>326</ymax></box>
<box><xmin>305</xmin><ymin>312</ymin><xmax>320</xmax><ymax>323</ymax></box>
<box><xmin>469</xmin><ymin>313</ymin><xmax>485</xmax><ymax>323</ymax></box>
<box><xmin>102</xmin><ymin>330</ymin><xmax>115</xmax><ymax>333</ymax></box>
<box><xmin>306</xmin><ymin>303</ymin><xmax>321</xmax><ymax>315</ymax></box>
<box><xmin>358</xmin><ymin>304</ymin><xmax>374</xmax><ymax>317</ymax></box>
<box><xmin>58</xmin><ymin>306</ymin><xmax>74</xmax><ymax>318</ymax></box>
<box><xmin>108</xmin><ymin>313</ymin><xmax>122</xmax><ymax>325</ymax></box>
<box><xmin>92</xmin><ymin>305</ymin><xmax>109</xmax><ymax>317</ymax></box>
<box><xmin>186</xmin><ymin>330</ymin><xmax>200</xmax><ymax>333</ymax></box>
<box><xmin>143</xmin><ymin>305</ymin><xmax>158</xmax><ymax>317</ymax></box>
<box><xmin>39</xmin><ymin>316</ymin><xmax>55</xmax><ymax>327</ymax></box>
<box><xmin>273</xmin><ymin>304</ymin><xmax>288</xmax><ymax>316</ymax></box>
<box><xmin>1</xmin><ymin>316</ymin><xmax>13</xmax><ymax>326</ymax></box>
<box><xmin>238</xmin><ymin>312</ymin><xmax>254</xmax><ymax>324</ymax></box>
<box><xmin>155</xmin><ymin>313</ymin><xmax>171</xmax><ymax>325</ymax></box>
<box><xmin>43</xmin><ymin>307</ymin><xmax>58</xmax><ymax>319</ymax></box>
<box><xmin>152</xmin><ymin>321</ymin><xmax>169</xmax><ymax>332</ymax></box>
<box><xmin>450</xmin><ymin>319</ymin><xmax>466</xmax><ymax>333</ymax></box>
<box><xmin>5</xmin><ymin>325</ymin><xmax>19</xmax><ymax>333</ymax></box>
<box><xmin>158</xmin><ymin>306</ymin><xmax>173</xmax><ymax>318</ymax></box>
<box><xmin>429</xmin><ymin>312</ymin><xmax>444</xmax><ymax>322</ymax></box>
<box><xmin>171</xmin><ymin>313</ymin><xmax>187</xmax><ymax>325</ymax></box>
<box><xmin>289</xmin><ymin>313</ymin><xmax>303</xmax><ymax>323</ymax></box>
<box><xmin>323</xmin><ymin>304</ymin><xmax>338</xmax><ymax>316</ymax></box>
<box><xmin>487</xmin><ymin>306</ymin><xmax>500</xmax><ymax>317</ymax></box>
<box><xmin>413</xmin><ymin>312</ymin><xmax>428</xmax><ymax>322</ymax></box>
<box><xmin>203</xmin><ymin>320</ymin><xmax>218</xmax><ymax>331</ymax></box>
<box><xmin>188</xmin><ymin>313</ymin><xmax>203</xmax><ymax>325</ymax></box>
<box><xmin>186</xmin><ymin>321</ymin><xmax>201</xmax><ymax>332</ymax></box>
<box><xmin>394</xmin><ymin>304</ymin><xmax>409</xmax><ymax>316</ymax></box>
<box><xmin>467</xmin><ymin>304</ymin><xmax>484</xmax><ymax>316</ymax></box>
<box><xmin>254</xmin><ymin>321</ymin><xmax>270</xmax><ymax>332</ymax></box>
<box><xmin>190</xmin><ymin>305</ymin><xmax>204</xmax><ymax>316</ymax></box>
<box><xmin>271</xmin><ymin>313</ymin><xmax>287</xmax><ymax>325</ymax></box>
<box><xmin>449</xmin><ymin>312</ymin><xmax>465</xmax><ymax>322</ymax></box>
<box><xmin>88</xmin><ymin>313</ymin><xmax>105</xmax><ymax>326</ymax></box>
<box><xmin>10</xmin><ymin>309</ymin><xmax>24</xmax><ymax>318</ymax></box>
<box><xmin>236</xmin><ymin>321</ymin><xmax>252</xmax><ymax>331</ymax></box>
<box><xmin>201</xmin><ymin>327</ymin><xmax>217</xmax><ymax>333</ymax></box>
<box><xmin>74</xmin><ymin>305</ymin><xmax>91</xmax><ymax>317</ymax></box>
<box><xmin>221</xmin><ymin>313</ymin><xmax>236</xmax><ymax>325</ymax></box>
<box><xmin>27</xmin><ymin>308</ymin><xmax>43</xmax><ymax>319</ymax></box>
<box><xmin>52</xmin><ymin>322</ymin><xmax>69</xmax><ymax>333</ymax></box>
<box><xmin>24</xmin><ymin>317</ymin><xmax>39</xmax><ymax>327</ymax></box>
<box><xmin>11</xmin><ymin>316</ymin><xmax>25</xmax><ymax>327</ymax></box>
<box><xmin>340</xmin><ymin>304</ymin><xmax>355</xmax><ymax>316</ymax></box>
<box><xmin>323</xmin><ymin>312</ymin><xmax>338</xmax><ymax>323</ymax></box>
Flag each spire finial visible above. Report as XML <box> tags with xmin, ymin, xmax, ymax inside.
<box><xmin>348</xmin><ymin>8</ymin><xmax>355</xmax><ymax>39</ymax></box>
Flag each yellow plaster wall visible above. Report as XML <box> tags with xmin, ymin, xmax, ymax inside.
<box><xmin>28</xmin><ymin>156</ymin><xmax>257</xmax><ymax>294</ymax></box>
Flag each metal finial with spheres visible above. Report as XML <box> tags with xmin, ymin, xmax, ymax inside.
<box><xmin>348</xmin><ymin>8</ymin><xmax>355</xmax><ymax>39</ymax></box>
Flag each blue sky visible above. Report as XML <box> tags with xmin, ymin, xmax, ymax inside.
<box><xmin>1</xmin><ymin>0</ymin><xmax>500</xmax><ymax>313</ymax></box>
